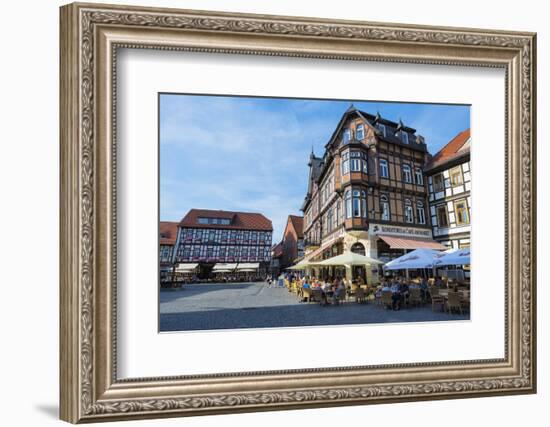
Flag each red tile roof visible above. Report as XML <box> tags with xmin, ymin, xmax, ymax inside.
<box><xmin>426</xmin><ymin>129</ymin><xmax>470</xmax><ymax>171</ymax></box>
<box><xmin>159</xmin><ymin>221</ymin><xmax>178</xmax><ymax>245</ymax></box>
<box><xmin>180</xmin><ymin>209</ymin><xmax>273</xmax><ymax>231</ymax></box>
<box><xmin>288</xmin><ymin>215</ymin><xmax>304</xmax><ymax>239</ymax></box>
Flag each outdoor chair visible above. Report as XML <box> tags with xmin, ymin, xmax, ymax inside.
<box><xmin>355</xmin><ymin>288</ymin><xmax>366</xmax><ymax>304</ymax></box>
<box><xmin>381</xmin><ymin>291</ymin><xmax>393</xmax><ymax>310</ymax></box>
<box><xmin>430</xmin><ymin>287</ymin><xmax>445</xmax><ymax>312</ymax></box>
<box><xmin>310</xmin><ymin>289</ymin><xmax>323</xmax><ymax>304</ymax></box>
<box><xmin>335</xmin><ymin>289</ymin><xmax>347</xmax><ymax>305</ymax></box>
<box><xmin>460</xmin><ymin>293</ymin><xmax>470</xmax><ymax>314</ymax></box>
<box><xmin>446</xmin><ymin>291</ymin><xmax>463</xmax><ymax>314</ymax></box>
<box><xmin>409</xmin><ymin>288</ymin><xmax>422</xmax><ymax>307</ymax></box>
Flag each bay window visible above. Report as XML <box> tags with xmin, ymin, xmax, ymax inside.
<box><xmin>346</xmin><ymin>189</ymin><xmax>367</xmax><ymax>218</ymax></box>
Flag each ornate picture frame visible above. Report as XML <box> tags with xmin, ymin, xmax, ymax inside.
<box><xmin>60</xmin><ymin>2</ymin><xmax>536</xmax><ymax>423</ymax></box>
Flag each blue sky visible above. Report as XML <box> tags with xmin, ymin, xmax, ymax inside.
<box><xmin>159</xmin><ymin>94</ymin><xmax>470</xmax><ymax>243</ymax></box>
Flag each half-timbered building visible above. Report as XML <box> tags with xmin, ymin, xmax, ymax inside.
<box><xmin>172</xmin><ymin>209</ymin><xmax>273</xmax><ymax>277</ymax></box>
<box><xmin>159</xmin><ymin>221</ymin><xmax>178</xmax><ymax>272</ymax></box>
<box><xmin>301</xmin><ymin>105</ymin><xmax>444</xmax><ymax>284</ymax></box>
<box><xmin>425</xmin><ymin>129</ymin><xmax>471</xmax><ymax>249</ymax></box>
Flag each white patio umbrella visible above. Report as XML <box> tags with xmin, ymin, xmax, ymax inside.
<box><xmin>433</xmin><ymin>248</ymin><xmax>471</xmax><ymax>266</ymax></box>
<box><xmin>384</xmin><ymin>248</ymin><xmax>442</xmax><ymax>270</ymax></box>
<box><xmin>287</xmin><ymin>258</ymin><xmax>323</xmax><ymax>270</ymax></box>
<box><xmin>317</xmin><ymin>251</ymin><xmax>384</xmax><ymax>266</ymax></box>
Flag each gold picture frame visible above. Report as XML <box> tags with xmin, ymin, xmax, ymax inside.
<box><xmin>60</xmin><ymin>2</ymin><xmax>537</xmax><ymax>423</ymax></box>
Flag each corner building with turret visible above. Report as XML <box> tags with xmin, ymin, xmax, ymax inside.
<box><xmin>301</xmin><ymin>106</ymin><xmax>445</xmax><ymax>284</ymax></box>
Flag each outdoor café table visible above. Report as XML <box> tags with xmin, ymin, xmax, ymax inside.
<box><xmin>438</xmin><ymin>289</ymin><xmax>449</xmax><ymax>298</ymax></box>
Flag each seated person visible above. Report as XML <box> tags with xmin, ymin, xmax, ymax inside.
<box><xmin>332</xmin><ymin>280</ymin><xmax>346</xmax><ymax>305</ymax></box>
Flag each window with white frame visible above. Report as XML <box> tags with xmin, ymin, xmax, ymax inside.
<box><xmin>450</xmin><ymin>166</ymin><xmax>463</xmax><ymax>187</ymax></box>
<box><xmin>404</xmin><ymin>199</ymin><xmax>414</xmax><ymax>223</ymax></box>
<box><xmin>379</xmin><ymin>159</ymin><xmax>389</xmax><ymax>178</ymax></box>
<box><xmin>380</xmin><ymin>194</ymin><xmax>391</xmax><ymax>221</ymax></box>
<box><xmin>349</xmin><ymin>151</ymin><xmax>368</xmax><ymax>173</ymax></box>
<box><xmin>454</xmin><ymin>199</ymin><xmax>470</xmax><ymax>225</ymax></box>
<box><xmin>416</xmin><ymin>200</ymin><xmax>426</xmax><ymax>224</ymax></box>
<box><xmin>345</xmin><ymin>189</ymin><xmax>366</xmax><ymax>219</ymax></box>
<box><xmin>433</xmin><ymin>173</ymin><xmax>444</xmax><ymax>191</ymax></box>
<box><xmin>401</xmin><ymin>131</ymin><xmax>409</xmax><ymax>144</ymax></box>
<box><xmin>415</xmin><ymin>168</ymin><xmax>423</xmax><ymax>185</ymax></box>
<box><xmin>356</xmin><ymin>124</ymin><xmax>365</xmax><ymax>140</ymax></box>
<box><xmin>437</xmin><ymin>205</ymin><xmax>449</xmax><ymax>227</ymax></box>
<box><xmin>343</xmin><ymin>128</ymin><xmax>352</xmax><ymax>144</ymax></box>
<box><xmin>350</xmin><ymin>189</ymin><xmax>367</xmax><ymax>218</ymax></box>
<box><xmin>345</xmin><ymin>189</ymin><xmax>352</xmax><ymax>219</ymax></box>
<box><xmin>402</xmin><ymin>164</ymin><xmax>412</xmax><ymax>183</ymax></box>
<box><xmin>341</xmin><ymin>152</ymin><xmax>350</xmax><ymax>175</ymax></box>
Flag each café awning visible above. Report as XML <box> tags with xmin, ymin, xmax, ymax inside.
<box><xmin>377</xmin><ymin>234</ymin><xmax>446</xmax><ymax>250</ymax></box>
<box><xmin>236</xmin><ymin>263</ymin><xmax>259</xmax><ymax>271</ymax></box>
<box><xmin>212</xmin><ymin>263</ymin><xmax>238</xmax><ymax>271</ymax></box>
<box><xmin>175</xmin><ymin>263</ymin><xmax>198</xmax><ymax>271</ymax></box>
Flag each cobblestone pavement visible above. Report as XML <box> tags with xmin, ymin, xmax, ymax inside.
<box><xmin>160</xmin><ymin>281</ymin><xmax>469</xmax><ymax>332</ymax></box>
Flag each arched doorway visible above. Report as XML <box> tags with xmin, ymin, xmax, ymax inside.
<box><xmin>350</xmin><ymin>242</ymin><xmax>366</xmax><ymax>283</ymax></box>
<box><xmin>351</xmin><ymin>242</ymin><xmax>366</xmax><ymax>255</ymax></box>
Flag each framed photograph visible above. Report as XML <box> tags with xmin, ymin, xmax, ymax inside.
<box><xmin>60</xmin><ymin>2</ymin><xmax>537</xmax><ymax>423</ymax></box>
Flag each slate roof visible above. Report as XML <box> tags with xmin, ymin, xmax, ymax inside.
<box><xmin>180</xmin><ymin>209</ymin><xmax>273</xmax><ymax>231</ymax></box>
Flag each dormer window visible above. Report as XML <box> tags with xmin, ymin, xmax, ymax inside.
<box><xmin>356</xmin><ymin>124</ymin><xmax>365</xmax><ymax>140</ymax></box>
<box><xmin>401</xmin><ymin>131</ymin><xmax>409</xmax><ymax>144</ymax></box>
<box><xmin>377</xmin><ymin>123</ymin><xmax>386</xmax><ymax>137</ymax></box>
